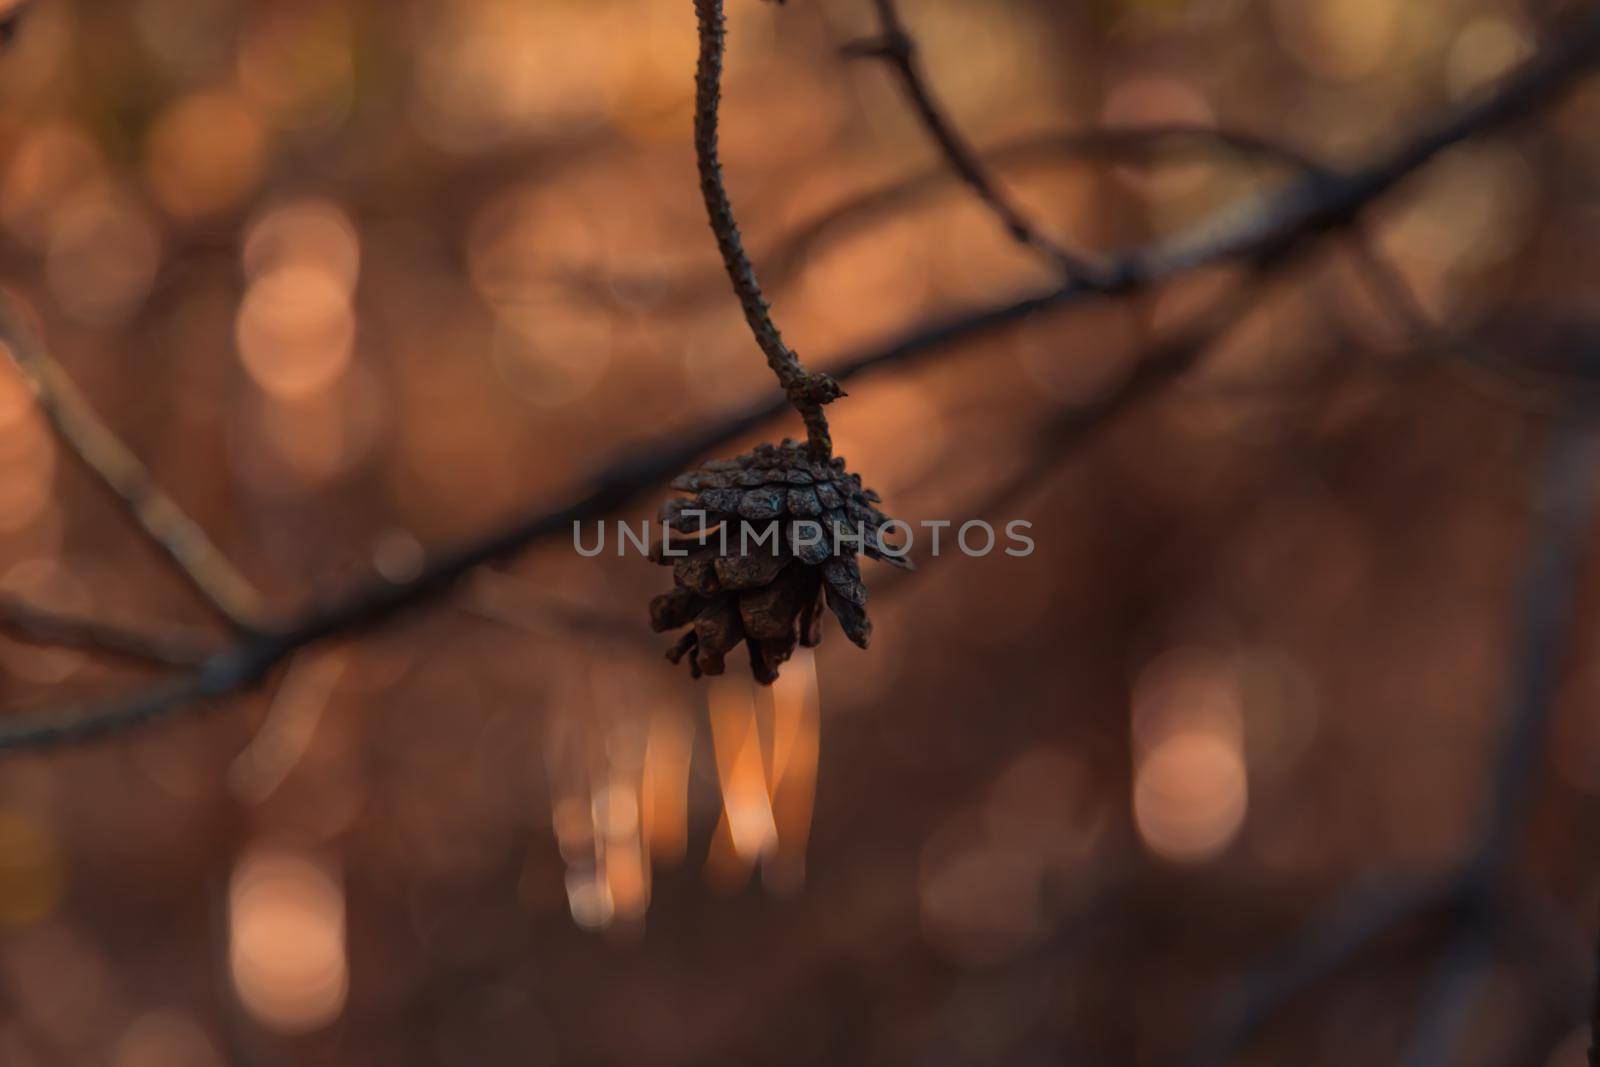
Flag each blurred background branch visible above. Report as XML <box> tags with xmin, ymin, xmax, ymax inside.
<box><xmin>0</xmin><ymin>593</ymin><xmax>211</xmax><ymax>667</ymax></box>
<box><xmin>1192</xmin><ymin>423</ymin><xmax>1600</xmax><ymax>1066</ymax></box>
<box><xmin>2</xmin><ymin>2</ymin><xmax>1600</xmax><ymax>753</ymax></box>
<box><xmin>845</xmin><ymin>0</ymin><xmax>1108</xmax><ymax>283</ymax></box>
<box><xmin>548</xmin><ymin>124</ymin><xmax>1312</xmax><ymax>315</ymax></box>
<box><xmin>1</xmin><ymin>0</ymin><xmax>1599</xmax><ymax>1062</ymax></box>
<box><xmin>0</xmin><ymin>292</ymin><xmax>266</xmax><ymax>631</ymax></box>
<box><xmin>1401</xmin><ymin>424</ymin><xmax>1600</xmax><ymax>1066</ymax></box>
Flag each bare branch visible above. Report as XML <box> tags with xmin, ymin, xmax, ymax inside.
<box><xmin>0</xmin><ymin>595</ymin><xmax>212</xmax><ymax>669</ymax></box>
<box><xmin>1401</xmin><ymin>922</ymin><xmax>1499</xmax><ymax>1067</ymax></box>
<box><xmin>694</xmin><ymin>0</ymin><xmax>842</xmax><ymax>458</ymax></box>
<box><xmin>1398</xmin><ymin>423</ymin><xmax>1600</xmax><ymax>1066</ymax></box>
<box><xmin>1190</xmin><ymin>421</ymin><xmax>1600</xmax><ymax>1067</ymax></box>
<box><xmin>0</xmin><ymin>647</ymin><xmax>274</xmax><ymax>749</ymax></box>
<box><xmin>0</xmin><ymin>295</ymin><xmax>266</xmax><ymax>632</ymax></box>
<box><xmin>1337</xmin><ymin>229</ymin><xmax>1600</xmax><ymax>415</ymax></box>
<box><xmin>848</xmin><ymin>0</ymin><xmax>1108</xmax><ymax>284</ymax></box>
<box><xmin>1186</xmin><ymin>878</ymin><xmax>1455</xmax><ymax>1067</ymax></box>
<box><xmin>3</xmin><ymin>4</ymin><xmax>1599</xmax><ymax>751</ymax></box>
<box><xmin>550</xmin><ymin>125</ymin><xmax>1312</xmax><ymax>317</ymax></box>
<box><xmin>461</xmin><ymin>571</ymin><xmax>659</xmax><ymax>653</ymax></box>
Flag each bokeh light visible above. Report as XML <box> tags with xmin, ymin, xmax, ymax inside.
<box><xmin>1271</xmin><ymin>0</ymin><xmax>1398</xmax><ymax>82</ymax></box>
<box><xmin>46</xmin><ymin>188</ymin><xmax>161</xmax><ymax>324</ymax></box>
<box><xmin>236</xmin><ymin>5</ymin><xmax>355</xmax><ymax>132</ymax></box>
<box><xmin>763</xmin><ymin>648</ymin><xmax>820</xmax><ymax>894</ymax></box>
<box><xmin>1132</xmin><ymin>649</ymin><xmax>1249</xmax><ymax>863</ymax></box>
<box><xmin>641</xmin><ymin>708</ymin><xmax>694</xmax><ymax>867</ymax></box>
<box><xmin>0</xmin><ymin>123</ymin><xmax>104</xmax><ymax>250</ymax></box>
<box><xmin>243</xmin><ymin>198</ymin><xmax>360</xmax><ymax>291</ymax></box>
<box><xmin>228</xmin><ymin>845</ymin><xmax>348</xmax><ymax>1034</ymax></box>
<box><xmin>708</xmin><ymin>675</ymin><xmax>778</xmax><ymax>865</ymax></box>
<box><xmin>0</xmin><ymin>1</ymin><xmax>1591</xmax><ymax>1060</ymax></box>
<box><xmin>236</xmin><ymin>265</ymin><xmax>356</xmax><ymax>399</ymax></box>
<box><xmin>1448</xmin><ymin>17</ymin><xmax>1533</xmax><ymax>99</ymax></box>
<box><xmin>113</xmin><ymin>1011</ymin><xmax>223</xmax><ymax>1067</ymax></box>
<box><xmin>144</xmin><ymin>90</ymin><xmax>267</xmax><ymax>220</ymax></box>
<box><xmin>1134</xmin><ymin>731</ymin><xmax>1249</xmax><ymax>863</ymax></box>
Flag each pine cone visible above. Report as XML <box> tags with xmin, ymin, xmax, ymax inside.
<box><xmin>649</xmin><ymin>439</ymin><xmax>910</xmax><ymax>684</ymax></box>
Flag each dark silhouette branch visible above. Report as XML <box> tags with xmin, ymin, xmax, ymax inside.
<box><xmin>1399</xmin><ymin>423</ymin><xmax>1600</xmax><ymax>1067</ymax></box>
<box><xmin>477</xmin><ymin>270</ymin><xmax>1271</xmax><ymax>625</ymax></box>
<box><xmin>694</xmin><ymin>0</ymin><xmax>842</xmax><ymax>458</ymax></box>
<box><xmin>1186</xmin><ymin>877</ymin><xmax>1457</xmax><ymax>1067</ymax></box>
<box><xmin>3</xmin><ymin>3</ymin><xmax>1600</xmax><ymax>751</ymax></box>
<box><xmin>1338</xmin><ymin>229</ymin><xmax>1600</xmax><ymax>415</ymax></box>
<box><xmin>0</xmin><ymin>595</ymin><xmax>212</xmax><ymax>668</ymax></box>
<box><xmin>846</xmin><ymin>0</ymin><xmax>1107</xmax><ymax>283</ymax></box>
<box><xmin>1189</xmin><ymin>422</ymin><xmax>1600</xmax><ymax>1067</ymax></box>
<box><xmin>548</xmin><ymin>124</ymin><xmax>1312</xmax><ymax>317</ymax></box>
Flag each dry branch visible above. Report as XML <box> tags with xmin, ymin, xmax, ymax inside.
<box><xmin>0</xmin><ymin>595</ymin><xmax>212</xmax><ymax>669</ymax></box>
<box><xmin>0</xmin><ymin>295</ymin><xmax>266</xmax><ymax>632</ymax></box>
<box><xmin>694</xmin><ymin>0</ymin><xmax>842</xmax><ymax>458</ymax></box>
<box><xmin>552</xmin><ymin>124</ymin><xmax>1310</xmax><ymax>315</ymax></box>
<box><xmin>1399</xmin><ymin>424</ymin><xmax>1600</xmax><ymax>1066</ymax></box>
<box><xmin>2</xmin><ymin>3</ymin><xmax>1599</xmax><ymax>750</ymax></box>
<box><xmin>1190</xmin><ymin>423</ymin><xmax>1600</xmax><ymax>1066</ymax></box>
<box><xmin>847</xmin><ymin>0</ymin><xmax>1107</xmax><ymax>283</ymax></box>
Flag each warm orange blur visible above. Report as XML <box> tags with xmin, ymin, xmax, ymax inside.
<box><xmin>228</xmin><ymin>846</ymin><xmax>347</xmax><ymax>1034</ymax></box>
<box><xmin>0</xmin><ymin>0</ymin><xmax>1588</xmax><ymax>1063</ymax></box>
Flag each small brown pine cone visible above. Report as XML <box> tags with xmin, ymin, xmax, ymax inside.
<box><xmin>648</xmin><ymin>439</ymin><xmax>910</xmax><ymax>684</ymax></box>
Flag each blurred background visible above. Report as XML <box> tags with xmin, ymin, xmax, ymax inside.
<box><xmin>0</xmin><ymin>0</ymin><xmax>1597</xmax><ymax>1063</ymax></box>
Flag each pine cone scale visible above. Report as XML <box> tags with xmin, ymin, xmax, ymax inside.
<box><xmin>648</xmin><ymin>438</ymin><xmax>905</xmax><ymax>683</ymax></box>
<box><xmin>737</xmin><ymin>487</ymin><xmax>786</xmax><ymax>520</ymax></box>
<box><xmin>714</xmin><ymin>552</ymin><xmax>789</xmax><ymax>590</ymax></box>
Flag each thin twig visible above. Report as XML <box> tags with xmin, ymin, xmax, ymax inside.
<box><xmin>461</xmin><ymin>572</ymin><xmax>659</xmax><ymax>653</ymax></box>
<box><xmin>3</xmin><ymin>4</ymin><xmax>1600</xmax><ymax>751</ymax></box>
<box><xmin>1186</xmin><ymin>878</ymin><xmax>1455</xmax><ymax>1067</ymax></box>
<box><xmin>1191</xmin><ymin>422</ymin><xmax>1600</xmax><ymax>1066</ymax></box>
<box><xmin>1398</xmin><ymin>423</ymin><xmax>1600</xmax><ymax>1067</ymax></box>
<box><xmin>694</xmin><ymin>0</ymin><xmax>842</xmax><ymax>459</ymax></box>
<box><xmin>0</xmin><ymin>295</ymin><xmax>266</xmax><ymax>632</ymax></box>
<box><xmin>0</xmin><ymin>595</ymin><xmax>212</xmax><ymax>668</ymax></box>
<box><xmin>548</xmin><ymin>124</ymin><xmax>1310</xmax><ymax>316</ymax></box>
<box><xmin>848</xmin><ymin>0</ymin><xmax>1107</xmax><ymax>283</ymax></box>
<box><xmin>1338</xmin><ymin>227</ymin><xmax>1600</xmax><ymax>415</ymax></box>
<box><xmin>1402</xmin><ymin>919</ymin><xmax>1500</xmax><ymax>1067</ymax></box>
<box><xmin>468</xmin><ymin>273</ymin><xmax>1263</xmax><ymax>639</ymax></box>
